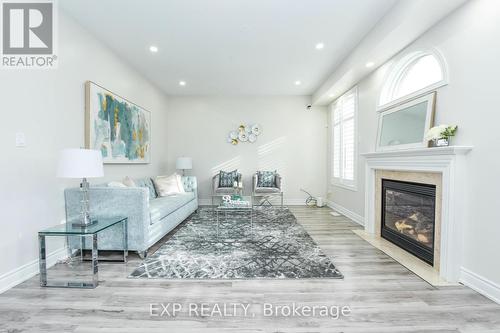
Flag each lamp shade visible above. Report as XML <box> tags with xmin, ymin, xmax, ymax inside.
<box><xmin>57</xmin><ymin>149</ymin><xmax>104</xmax><ymax>178</ymax></box>
<box><xmin>176</xmin><ymin>157</ymin><xmax>192</xmax><ymax>170</ymax></box>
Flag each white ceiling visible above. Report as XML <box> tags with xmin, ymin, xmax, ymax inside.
<box><xmin>61</xmin><ymin>0</ymin><xmax>398</xmax><ymax>95</ymax></box>
<box><xmin>313</xmin><ymin>0</ymin><xmax>469</xmax><ymax>105</ymax></box>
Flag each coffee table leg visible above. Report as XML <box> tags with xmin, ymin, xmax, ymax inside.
<box><xmin>216</xmin><ymin>210</ymin><xmax>219</xmax><ymax>237</ymax></box>
<box><xmin>91</xmin><ymin>234</ymin><xmax>98</xmax><ymax>288</ymax></box>
<box><xmin>80</xmin><ymin>236</ymin><xmax>84</xmax><ymax>262</ymax></box>
<box><xmin>38</xmin><ymin>235</ymin><xmax>47</xmax><ymax>287</ymax></box>
<box><xmin>251</xmin><ymin>210</ymin><xmax>253</xmax><ymax>232</ymax></box>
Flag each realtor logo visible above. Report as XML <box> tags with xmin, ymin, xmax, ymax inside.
<box><xmin>1</xmin><ymin>0</ymin><xmax>57</xmax><ymax>68</ymax></box>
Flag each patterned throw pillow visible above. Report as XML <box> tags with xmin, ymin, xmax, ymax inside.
<box><xmin>145</xmin><ymin>178</ymin><xmax>158</xmax><ymax>198</ymax></box>
<box><xmin>219</xmin><ymin>170</ymin><xmax>238</xmax><ymax>188</ymax></box>
<box><xmin>257</xmin><ymin>171</ymin><xmax>277</xmax><ymax>187</ymax></box>
<box><xmin>134</xmin><ymin>178</ymin><xmax>158</xmax><ymax>199</ymax></box>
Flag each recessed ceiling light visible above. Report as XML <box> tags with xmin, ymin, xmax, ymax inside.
<box><xmin>149</xmin><ymin>45</ymin><xmax>158</xmax><ymax>53</ymax></box>
<box><xmin>179</xmin><ymin>81</ymin><xmax>186</xmax><ymax>86</ymax></box>
<box><xmin>294</xmin><ymin>80</ymin><xmax>301</xmax><ymax>85</ymax></box>
<box><xmin>315</xmin><ymin>43</ymin><xmax>325</xmax><ymax>50</ymax></box>
<box><xmin>365</xmin><ymin>61</ymin><xmax>375</xmax><ymax>68</ymax></box>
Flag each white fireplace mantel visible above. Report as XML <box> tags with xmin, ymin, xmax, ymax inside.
<box><xmin>361</xmin><ymin>146</ymin><xmax>473</xmax><ymax>283</ymax></box>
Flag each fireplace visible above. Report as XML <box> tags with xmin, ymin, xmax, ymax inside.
<box><xmin>381</xmin><ymin>179</ymin><xmax>436</xmax><ymax>265</ymax></box>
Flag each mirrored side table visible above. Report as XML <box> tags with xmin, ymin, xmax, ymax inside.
<box><xmin>38</xmin><ymin>216</ymin><xmax>128</xmax><ymax>289</ymax></box>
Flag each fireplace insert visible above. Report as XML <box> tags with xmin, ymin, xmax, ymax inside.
<box><xmin>381</xmin><ymin>179</ymin><xmax>436</xmax><ymax>265</ymax></box>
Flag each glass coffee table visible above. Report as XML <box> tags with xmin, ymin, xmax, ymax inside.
<box><xmin>215</xmin><ymin>196</ymin><xmax>253</xmax><ymax>236</ymax></box>
<box><xmin>38</xmin><ymin>216</ymin><xmax>128</xmax><ymax>289</ymax></box>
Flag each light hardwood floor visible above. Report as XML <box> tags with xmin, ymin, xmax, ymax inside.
<box><xmin>1</xmin><ymin>206</ymin><xmax>499</xmax><ymax>332</ymax></box>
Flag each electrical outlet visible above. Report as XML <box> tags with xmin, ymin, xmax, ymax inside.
<box><xmin>15</xmin><ymin>132</ymin><xmax>26</xmax><ymax>147</ymax></box>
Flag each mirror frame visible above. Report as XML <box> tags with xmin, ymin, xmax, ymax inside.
<box><xmin>376</xmin><ymin>92</ymin><xmax>436</xmax><ymax>151</ymax></box>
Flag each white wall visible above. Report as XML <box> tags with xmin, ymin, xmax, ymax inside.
<box><xmin>166</xmin><ymin>96</ymin><xmax>327</xmax><ymax>204</ymax></box>
<box><xmin>328</xmin><ymin>0</ymin><xmax>500</xmax><ymax>291</ymax></box>
<box><xmin>0</xmin><ymin>12</ymin><xmax>169</xmax><ymax>291</ymax></box>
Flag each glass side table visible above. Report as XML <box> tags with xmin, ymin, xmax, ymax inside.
<box><xmin>38</xmin><ymin>216</ymin><xmax>128</xmax><ymax>289</ymax></box>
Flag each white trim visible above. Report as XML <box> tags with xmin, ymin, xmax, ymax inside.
<box><xmin>377</xmin><ymin>81</ymin><xmax>447</xmax><ymax>113</ymax></box>
<box><xmin>362</xmin><ymin>146</ymin><xmax>472</xmax><ymax>283</ymax></box>
<box><xmin>460</xmin><ymin>267</ymin><xmax>500</xmax><ymax>305</ymax></box>
<box><xmin>0</xmin><ymin>246</ymin><xmax>67</xmax><ymax>294</ymax></box>
<box><xmin>326</xmin><ymin>200</ymin><xmax>364</xmax><ymax>226</ymax></box>
<box><xmin>283</xmin><ymin>199</ymin><xmax>309</xmax><ymax>206</ymax></box>
<box><xmin>331</xmin><ymin>182</ymin><xmax>358</xmax><ymax>192</ymax></box>
<box><xmin>362</xmin><ymin>145</ymin><xmax>473</xmax><ymax>158</ymax></box>
<box><xmin>378</xmin><ymin>49</ymin><xmax>449</xmax><ymax>111</ymax></box>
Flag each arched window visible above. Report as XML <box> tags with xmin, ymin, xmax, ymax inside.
<box><xmin>379</xmin><ymin>50</ymin><xmax>448</xmax><ymax>109</ymax></box>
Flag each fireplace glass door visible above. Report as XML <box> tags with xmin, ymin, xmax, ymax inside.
<box><xmin>381</xmin><ymin>179</ymin><xmax>436</xmax><ymax>265</ymax></box>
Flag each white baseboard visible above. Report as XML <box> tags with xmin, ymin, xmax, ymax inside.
<box><xmin>460</xmin><ymin>267</ymin><xmax>500</xmax><ymax>304</ymax></box>
<box><xmin>326</xmin><ymin>200</ymin><xmax>365</xmax><ymax>226</ymax></box>
<box><xmin>199</xmin><ymin>198</ymin><xmax>306</xmax><ymax>206</ymax></box>
<box><xmin>283</xmin><ymin>199</ymin><xmax>307</xmax><ymax>205</ymax></box>
<box><xmin>0</xmin><ymin>246</ymin><xmax>68</xmax><ymax>294</ymax></box>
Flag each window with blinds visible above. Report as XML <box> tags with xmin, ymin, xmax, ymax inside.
<box><xmin>331</xmin><ymin>87</ymin><xmax>357</xmax><ymax>189</ymax></box>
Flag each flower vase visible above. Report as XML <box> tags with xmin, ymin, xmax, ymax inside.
<box><xmin>433</xmin><ymin>137</ymin><xmax>450</xmax><ymax>147</ymax></box>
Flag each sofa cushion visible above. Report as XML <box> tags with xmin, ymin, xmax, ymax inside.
<box><xmin>149</xmin><ymin>192</ymin><xmax>195</xmax><ymax>224</ymax></box>
<box><xmin>254</xmin><ymin>186</ymin><xmax>281</xmax><ymax>194</ymax></box>
<box><xmin>214</xmin><ymin>187</ymin><xmax>237</xmax><ymax>194</ymax></box>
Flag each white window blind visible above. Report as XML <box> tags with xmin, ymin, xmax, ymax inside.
<box><xmin>331</xmin><ymin>87</ymin><xmax>357</xmax><ymax>189</ymax></box>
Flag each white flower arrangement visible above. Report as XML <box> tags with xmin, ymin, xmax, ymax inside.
<box><xmin>424</xmin><ymin>124</ymin><xmax>458</xmax><ymax>141</ymax></box>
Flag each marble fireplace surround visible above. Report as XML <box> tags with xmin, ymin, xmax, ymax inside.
<box><xmin>361</xmin><ymin>146</ymin><xmax>472</xmax><ymax>283</ymax></box>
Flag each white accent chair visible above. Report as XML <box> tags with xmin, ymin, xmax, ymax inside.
<box><xmin>252</xmin><ymin>172</ymin><xmax>283</xmax><ymax>207</ymax></box>
<box><xmin>211</xmin><ymin>172</ymin><xmax>243</xmax><ymax>207</ymax></box>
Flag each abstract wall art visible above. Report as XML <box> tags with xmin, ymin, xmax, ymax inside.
<box><xmin>85</xmin><ymin>81</ymin><xmax>151</xmax><ymax>164</ymax></box>
<box><xmin>227</xmin><ymin>123</ymin><xmax>261</xmax><ymax>145</ymax></box>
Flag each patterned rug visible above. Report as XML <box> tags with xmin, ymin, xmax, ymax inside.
<box><xmin>129</xmin><ymin>208</ymin><xmax>343</xmax><ymax>279</ymax></box>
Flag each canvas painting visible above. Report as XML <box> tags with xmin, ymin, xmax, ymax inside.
<box><xmin>85</xmin><ymin>81</ymin><xmax>151</xmax><ymax>164</ymax></box>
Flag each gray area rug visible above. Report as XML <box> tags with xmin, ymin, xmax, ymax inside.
<box><xmin>129</xmin><ymin>208</ymin><xmax>343</xmax><ymax>279</ymax></box>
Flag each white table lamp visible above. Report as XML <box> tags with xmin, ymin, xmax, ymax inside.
<box><xmin>57</xmin><ymin>149</ymin><xmax>104</xmax><ymax>227</ymax></box>
<box><xmin>176</xmin><ymin>157</ymin><xmax>192</xmax><ymax>176</ymax></box>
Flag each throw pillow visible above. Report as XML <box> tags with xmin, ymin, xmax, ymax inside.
<box><xmin>257</xmin><ymin>170</ymin><xmax>277</xmax><ymax>187</ymax></box>
<box><xmin>131</xmin><ymin>178</ymin><xmax>158</xmax><ymax>200</ymax></box>
<box><xmin>219</xmin><ymin>170</ymin><xmax>238</xmax><ymax>188</ymax></box>
<box><xmin>175</xmin><ymin>174</ymin><xmax>186</xmax><ymax>193</ymax></box>
<box><xmin>154</xmin><ymin>174</ymin><xmax>183</xmax><ymax>196</ymax></box>
<box><xmin>145</xmin><ymin>178</ymin><xmax>159</xmax><ymax>199</ymax></box>
<box><xmin>122</xmin><ymin>176</ymin><xmax>136</xmax><ymax>187</ymax></box>
<box><xmin>108</xmin><ymin>181</ymin><xmax>127</xmax><ymax>188</ymax></box>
